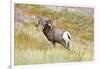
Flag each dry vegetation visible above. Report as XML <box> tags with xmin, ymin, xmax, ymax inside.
<box><xmin>14</xmin><ymin>4</ymin><xmax>94</xmax><ymax>65</ymax></box>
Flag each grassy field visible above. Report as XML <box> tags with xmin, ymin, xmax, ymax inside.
<box><xmin>14</xmin><ymin>4</ymin><xmax>94</xmax><ymax>65</ymax></box>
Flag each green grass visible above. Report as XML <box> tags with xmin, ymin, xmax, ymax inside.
<box><xmin>14</xmin><ymin>4</ymin><xmax>94</xmax><ymax>65</ymax></box>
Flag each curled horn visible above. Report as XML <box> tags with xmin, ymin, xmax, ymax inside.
<box><xmin>47</xmin><ymin>19</ymin><xmax>53</xmax><ymax>29</ymax></box>
<box><xmin>35</xmin><ymin>19</ymin><xmax>41</xmax><ymax>27</ymax></box>
<box><xmin>35</xmin><ymin>16</ymin><xmax>42</xmax><ymax>27</ymax></box>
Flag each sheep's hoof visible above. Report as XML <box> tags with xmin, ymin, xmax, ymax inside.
<box><xmin>66</xmin><ymin>47</ymin><xmax>70</xmax><ymax>51</ymax></box>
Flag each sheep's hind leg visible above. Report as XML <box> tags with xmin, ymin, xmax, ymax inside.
<box><xmin>62</xmin><ymin>42</ymin><xmax>70</xmax><ymax>51</ymax></box>
<box><xmin>66</xmin><ymin>42</ymin><xmax>70</xmax><ymax>51</ymax></box>
<box><xmin>64</xmin><ymin>45</ymin><xmax>70</xmax><ymax>51</ymax></box>
<box><xmin>67</xmin><ymin>42</ymin><xmax>70</xmax><ymax>48</ymax></box>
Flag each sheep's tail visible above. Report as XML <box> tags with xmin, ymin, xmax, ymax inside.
<box><xmin>66</xmin><ymin>31</ymin><xmax>71</xmax><ymax>40</ymax></box>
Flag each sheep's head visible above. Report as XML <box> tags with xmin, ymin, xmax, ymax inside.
<box><xmin>35</xmin><ymin>16</ymin><xmax>53</xmax><ymax>30</ymax></box>
<box><xmin>42</xmin><ymin>19</ymin><xmax>53</xmax><ymax>30</ymax></box>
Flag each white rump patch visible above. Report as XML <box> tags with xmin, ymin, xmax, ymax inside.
<box><xmin>63</xmin><ymin>31</ymin><xmax>71</xmax><ymax>47</ymax></box>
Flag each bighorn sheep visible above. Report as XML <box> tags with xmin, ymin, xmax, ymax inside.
<box><xmin>35</xmin><ymin>16</ymin><xmax>71</xmax><ymax>50</ymax></box>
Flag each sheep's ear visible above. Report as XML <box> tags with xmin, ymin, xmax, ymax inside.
<box><xmin>48</xmin><ymin>23</ymin><xmax>53</xmax><ymax>29</ymax></box>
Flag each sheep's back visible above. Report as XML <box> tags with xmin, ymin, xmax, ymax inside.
<box><xmin>53</xmin><ymin>28</ymin><xmax>65</xmax><ymax>43</ymax></box>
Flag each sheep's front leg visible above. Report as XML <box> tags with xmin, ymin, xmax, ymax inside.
<box><xmin>51</xmin><ymin>41</ymin><xmax>56</xmax><ymax>48</ymax></box>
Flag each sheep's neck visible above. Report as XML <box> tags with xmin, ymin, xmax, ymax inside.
<box><xmin>43</xmin><ymin>27</ymin><xmax>53</xmax><ymax>40</ymax></box>
<box><xmin>43</xmin><ymin>27</ymin><xmax>50</xmax><ymax>36</ymax></box>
